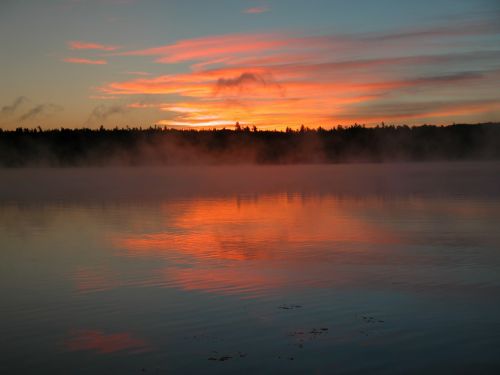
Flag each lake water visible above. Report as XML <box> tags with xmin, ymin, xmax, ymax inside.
<box><xmin>1</xmin><ymin>163</ymin><xmax>500</xmax><ymax>374</ymax></box>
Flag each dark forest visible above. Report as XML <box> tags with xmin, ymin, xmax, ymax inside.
<box><xmin>1</xmin><ymin>123</ymin><xmax>499</xmax><ymax>166</ymax></box>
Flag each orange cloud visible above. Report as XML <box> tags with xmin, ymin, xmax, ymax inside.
<box><xmin>67</xmin><ymin>40</ymin><xmax>120</xmax><ymax>51</ymax></box>
<box><xmin>102</xmin><ymin>64</ymin><xmax>494</xmax><ymax>127</ymax></box>
<box><xmin>100</xmin><ymin>25</ymin><xmax>500</xmax><ymax>127</ymax></box>
<box><xmin>63</xmin><ymin>57</ymin><xmax>107</xmax><ymax>65</ymax></box>
<box><xmin>118</xmin><ymin>33</ymin><xmax>290</xmax><ymax>63</ymax></box>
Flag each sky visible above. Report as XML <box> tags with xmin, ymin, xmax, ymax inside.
<box><xmin>0</xmin><ymin>0</ymin><xmax>499</xmax><ymax>130</ymax></box>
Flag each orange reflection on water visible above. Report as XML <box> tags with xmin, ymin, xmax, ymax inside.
<box><xmin>65</xmin><ymin>330</ymin><xmax>151</xmax><ymax>354</ymax></box>
<box><xmin>105</xmin><ymin>195</ymin><xmax>401</xmax><ymax>296</ymax></box>
<box><xmin>113</xmin><ymin>195</ymin><xmax>399</xmax><ymax>262</ymax></box>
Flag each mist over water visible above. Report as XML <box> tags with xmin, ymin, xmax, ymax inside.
<box><xmin>1</xmin><ymin>162</ymin><xmax>500</xmax><ymax>202</ymax></box>
<box><xmin>2</xmin><ymin>125</ymin><xmax>500</xmax><ymax>167</ymax></box>
<box><xmin>1</xmin><ymin>163</ymin><xmax>500</xmax><ymax>374</ymax></box>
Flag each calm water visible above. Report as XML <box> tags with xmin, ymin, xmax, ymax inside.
<box><xmin>1</xmin><ymin>164</ymin><xmax>500</xmax><ymax>374</ymax></box>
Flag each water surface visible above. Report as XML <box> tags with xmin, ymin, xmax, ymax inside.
<box><xmin>1</xmin><ymin>163</ymin><xmax>500</xmax><ymax>374</ymax></box>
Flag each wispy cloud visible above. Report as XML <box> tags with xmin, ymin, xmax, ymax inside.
<box><xmin>1</xmin><ymin>96</ymin><xmax>28</xmax><ymax>116</ymax></box>
<box><xmin>63</xmin><ymin>57</ymin><xmax>108</xmax><ymax>65</ymax></box>
<box><xmin>214</xmin><ymin>72</ymin><xmax>284</xmax><ymax>97</ymax></box>
<box><xmin>117</xmin><ymin>33</ymin><xmax>287</xmax><ymax>63</ymax></box>
<box><xmin>68</xmin><ymin>40</ymin><xmax>120</xmax><ymax>51</ymax></box>
<box><xmin>18</xmin><ymin>104</ymin><xmax>63</xmax><ymax>122</ymax></box>
<box><xmin>100</xmin><ymin>17</ymin><xmax>500</xmax><ymax>128</ymax></box>
<box><xmin>335</xmin><ymin>99</ymin><xmax>500</xmax><ymax>123</ymax></box>
<box><xmin>85</xmin><ymin>104</ymin><xmax>129</xmax><ymax>125</ymax></box>
<box><xmin>89</xmin><ymin>95</ymin><xmax>119</xmax><ymax>100</ymax></box>
<box><xmin>116</xmin><ymin>17</ymin><xmax>500</xmax><ymax>66</ymax></box>
<box><xmin>122</xmin><ymin>71</ymin><xmax>151</xmax><ymax>76</ymax></box>
<box><xmin>244</xmin><ymin>6</ymin><xmax>270</xmax><ymax>14</ymax></box>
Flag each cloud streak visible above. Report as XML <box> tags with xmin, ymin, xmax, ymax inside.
<box><xmin>117</xmin><ymin>33</ymin><xmax>288</xmax><ymax>63</ymax></box>
<box><xmin>18</xmin><ymin>104</ymin><xmax>63</xmax><ymax>122</ymax></box>
<box><xmin>85</xmin><ymin>104</ymin><xmax>129</xmax><ymax>125</ymax></box>
<box><xmin>1</xmin><ymin>96</ymin><xmax>28</xmax><ymax>116</ymax></box>
<box><xmin>99</xmin><ymin>18</ymin><xmax>500</xmax><ymax>128</ymax></box>
<box><xmin>244</xmin><ymin>6</ymin><xmax>270</xmax><ymax>14</ymax></box>
<box><xmin>68</xmin><ymin>41</ymin><xmax>120</xmax><ymax>51</ymax></box>
<box><xmin>63</xmin><ymin>57</ymin><xmax>108</xmax><ymax>65</ymax></box>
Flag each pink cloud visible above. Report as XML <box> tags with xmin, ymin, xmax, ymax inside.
<box><xmin>63</xmin><ymin>57</ymin><xmax>107</xmax><ymax>65</ymax></box>
<box><xmin>114</xmin><ymin>23</ymin><xmax>496</xmax><ymax>67</ymax></box>
<box><xmin>98</xmin><ymin>22</ymin><xmax>500</xmax><ymax>127</ymax></box>
<box><xmin>117</xmin><ymin>33</ymin><xmax>290</xmax><ymax>63</ymax></box>
<box><xmin>244</xmin><ymin>6</ymin><xmax>270</xmax><ymax>14</ymax></box>
<box><xmin>67</xmin><ymin>40</ymin><xmax>120</xmax><ymax>51</ymax></box>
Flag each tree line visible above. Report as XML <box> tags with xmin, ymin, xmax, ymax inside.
<box><xmin>0</xmin><ymin>123</ymin><xmax>499</xmax><ymax>166</ymax></box>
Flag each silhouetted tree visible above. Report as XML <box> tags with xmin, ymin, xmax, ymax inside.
<box><xmin>0</xmin><ymin>123</ymin><xmax>499</xmax><ymax>166</ymax></box>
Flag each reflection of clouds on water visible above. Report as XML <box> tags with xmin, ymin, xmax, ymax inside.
<box><xmin>101</xmin><ymin>194</ymin><xmax>500</xmax><ymax>297</ymax></box>
<box><xmin>65</xmin><ymin>329</ymin><xmax>151</xmax><ymax>354</ymax></box>
<box><xmin>1</xmin><ymin>165</ymin><xmax>500</xmax><ymax>374</ymax></box>
<box><xmin>112</xmin><ymin>195</ymin><xmax>400</xmax><ymax>262</ymax></box>
<box><xmin>2</xmin><ymin>183</ymin><xmax>499</xmax><ymax>299</ymax></box>
<box><xmin>43</xmin><ymin>191</ymin><xmax>500</xmax><ymax>298</ymax></box>
<box><xmin>107</xmin><ymin>195</ymin><xmax>401</xmax><ymax>296</ymax></box>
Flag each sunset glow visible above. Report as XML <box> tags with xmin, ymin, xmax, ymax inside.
<box><xmin>0</xmin><ymin>1</ymin><xmax>498</xmax><ymax>129</ymax></box>
<box><xmin>2</xmin><ymin>2</ymin><xmax>500</xmax><ymax>372</ymax></box>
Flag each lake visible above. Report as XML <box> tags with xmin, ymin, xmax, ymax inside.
<box><xmin>1</xmin><ymin>163</ymin><xmax>500</xmax><ymax>374</ymax></box>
